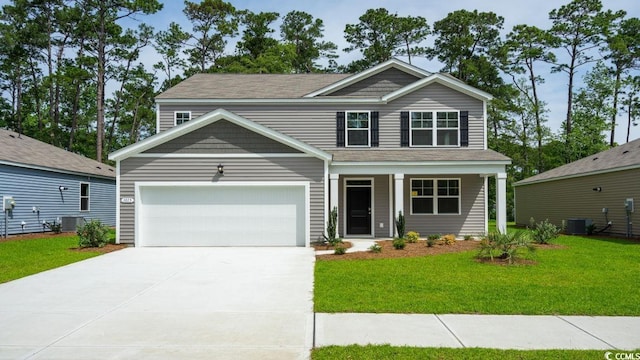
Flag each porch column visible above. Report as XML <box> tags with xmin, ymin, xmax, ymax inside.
<box><xmin>394</xmin><ymin>173</ymin><xmax>404</xmax><ymax>237</ymax></box>
<box><xmin>329</xmin><ymin>174</ymin><xmax>340</xmax><ymax>237</ymax></box>
<box><xmin>496</xmin><ymin>172</ymin><xmax>507</xmax><ymax>234</ymax></box>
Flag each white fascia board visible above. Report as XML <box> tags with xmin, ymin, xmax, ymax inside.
<box><xmin>303</xmin><ymin>58</ymin><xmax>432</xmax><ymax>98</ymax></box>
<box><xmin>383</xmin><ymin>74</ymin><xmax>494</xmax><ymax>103</ymax></box>
<box><xmin>0</xmin><ymin>160</ymin><xmax>115</xmax><ymax>181</ymax></box>
<box><xmin>108</xmin><ymin>108</ymin><xmax>332</xmax><ymax>162</ymax></box>
<box><xmin>154</xmin><ymin>97</ymin><xmax>383</xmax><ymax>105</ymax></box>
<box><xmin>513</xmin><ymin>164</ymin><xmax>640</xmax><ymax>187</ymax></box>
<box><xmin>330</xmin><ymin>162</ymin><xmax>509</xmax><ymax>175</ymax></box>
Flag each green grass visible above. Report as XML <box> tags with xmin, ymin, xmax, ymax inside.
<box><xmin>312</xmin><ymin>345</ymin><xmax>610</xmax><ymax>359</ymax></box>
<box><xmin>315</xmin><ymin>234</ymin><xmax>640</xmax><ymax>315</ymax></box>
<box><xmin>0</xmin><ymin>230</ymin><xmax>116</xmax><ymax>284</ymax></box>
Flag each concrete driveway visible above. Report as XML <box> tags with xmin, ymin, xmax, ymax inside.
<box><xmin>0</xmin><ymin>247</ymin><xmax>315</xmax><ymax>360</ymax></box>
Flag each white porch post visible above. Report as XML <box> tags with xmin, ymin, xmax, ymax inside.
<box><xmin>394</xmin><ymin>173</ymin><xmax>405</xmax><ymax>237</ymax></box>
<box><xmin>496</xmin><ymin>172</ymin><xmax>507</xmax><ymax>234</ymax></box>
<box><xmin>329</xmin><ymin>173</ymin><xmax>340</xmax><ymax>237</ymax></box>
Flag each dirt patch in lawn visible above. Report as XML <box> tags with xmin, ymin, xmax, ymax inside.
<box><xmin>70</xmin><ymin>244</ymin><xmax>128</xmax><ymax>254</ymax></box>
<box><xmin>316</xmin><ymin>240</ymin><xmax>480</xmax><ymax>261</ymax></box>
<box><xmin>312</xmin><ymin>241</ymin><xmax>353</xmax><ymax>251</ymax></box>
<box><xmin>0</xmin><ymin>231</ymin><xmax>78</xmax><ymax>242</ymax></box>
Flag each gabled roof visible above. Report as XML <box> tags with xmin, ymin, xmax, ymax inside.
<box><xmin>109</xmin><ymin>109</ymin><xmax>332</xmax><ymax>162</ymax></box>
<box><xmin>304</xmin><ymin>58</ymin><xmax>432</xmax><ymax>98</ymax></box>
<box><xmin>0</xmin><ymin>128</ymin><xmax>115</xmax><ymax>178</ymax></box>
<box><xmin>155</xmin><ymin>73</ymin><xmax>351</xmax><ymax>100</ymax></box>
<box><xmin>383</xmin><ymin>73</ymin><xmax>493</xmax><ymax>102</ymax></box>
<box><xmin>515</xmin><ymin>137</ymin><xmax>640</xmax><ymax>186</ymax></box>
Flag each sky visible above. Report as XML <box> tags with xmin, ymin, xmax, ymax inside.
<box><xmin>145</xmin><ymin>0</ymin><xmax>640</xmax><ymax>144</ymax></box>
<box><xmin>2</xmin><ymin>0</ymin><xmax>639</xmax><ymax>143</ymax></box>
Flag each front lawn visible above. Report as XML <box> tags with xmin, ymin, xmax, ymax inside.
<box><xmin>314</xmin><ymin>234</ymin><xmax>640</xmax><ymax>315</ymax></box>
<box><xmin>0</xmin><ymin>230</ymin><xmax>118</xmax><ymax>283</ymax></box>
<box><xmin>312</xmin><ymin>345</ymin><xmax>607</xmax><ymax>360</ymax></box>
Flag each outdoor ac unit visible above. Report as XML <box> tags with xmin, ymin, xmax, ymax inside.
<box><xmin>566</xmin><ymin>218</ymin><xmax>592</xmax><ymax>235</ymax></box>
<box><xmin>61</xmin><ymin>217</ymin><xmax>85</xmax><ymax>232</ymax></box>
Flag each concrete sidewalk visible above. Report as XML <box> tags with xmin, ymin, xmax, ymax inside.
<box><xmin>315</xmin><ymin>313</ymin><xmax>640</xmax><ymax>350</ymax></box>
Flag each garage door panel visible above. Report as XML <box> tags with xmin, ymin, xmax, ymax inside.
<box><xmin>138</xmin><ymin>185</ymin><xmax>306</xmax><ymax>247</ymax></box>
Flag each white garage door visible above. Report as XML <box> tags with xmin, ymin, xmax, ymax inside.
<box><xmin>137</xmin><ymin>183</ymin><xmax>307</xmax><ymax>247</ymax></box>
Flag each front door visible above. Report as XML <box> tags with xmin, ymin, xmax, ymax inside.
<box><xmin>346</xmin><ymin>180</ymin><xmax>372</xmax><ymax>235</ymax></box>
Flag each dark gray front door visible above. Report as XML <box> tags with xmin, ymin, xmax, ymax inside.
<box><xmin>346</xmin><ymin>185</ymin><xmax>371</xmax><ymax>235</ymax></box>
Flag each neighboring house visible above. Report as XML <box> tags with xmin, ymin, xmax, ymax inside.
<box><xmin>514</xmin><ymin>138</ymin><xmax>640</xmax><ymax>237</ymax></box>
<box><xmin>109</xmin><ymin>58</ymin><xmax>511</xmax><ymax>247</ymax></box>
<box><xmin>0</xmin><ymin>129</ymin><xmax>116</xmax><ymax>236</ymax></box>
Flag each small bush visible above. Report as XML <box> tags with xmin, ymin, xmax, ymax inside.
<box><xmin>369</xmin><ymin>243</ymin><xmax>382</xmax><ymax>253</ymax></box>
<box><xmin>426</xmin><ymin>237</ymin><xmax>436</xmax><ymax>247</ymax></box>
<box><xmin>442</xmin><ymin>234</ymin><xmax>456</xmax><ymax>245</ymax></box>
<box><xmin>464</xmin><ymin>234</ymin><xmax>473</xmax><ymax>241</ymax></box>
<box><xmin>427</xmin><ymin>234</ymin><xmax>441</xmax><ymax>241</ymax></box>
<box><xmin>45</xmin><ymin>221</ymin><xmax>62</xmax><ymax>234</ymax></box>
<box><xmin>406</xmin><ymin>231</ymin><xmax>420</xmax><ymax>243</ymax></box>
<box><xmin>477</xmin><ymin>231</ymin><xmax>535</xmax><ymax>264</ymax></box>
<box><xmin>531</xmin><ymin>219</ymin><xmax>560</xmax><ymax>244</ymax></box>
<box><xmin>324</xmin><ymin>207</ymin><xmax>343</xmax><ymax>247</ymax></box>
<box><xmin>392</xmin><ymin>238</ymin><xmax>406</xmax><ymax>250</ymax></box>
<box><xmin>334</xmin><ymin>246</ymin><xmax>346</xmax><ymax>255</ymax></box>
<box><xmin>77</xmin><ymin>220</ymin><xmax>109</xmax><ymax>248</ymax></box>
<box><xmin>586</xmin><ymin>223</ymin><xmax>596</xmax><ymax>235</ymax></box>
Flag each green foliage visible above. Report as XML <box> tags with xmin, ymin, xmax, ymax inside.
<box><xmin>77</xmin><ymin>220</ymin><xmax>110</xmax><ymax>248</ymax></box>
<box><xmin>323</xmin><ymin>206</ymin><xmax>343</xmax><ymax>247</ymax></box>
<box><xmin>334</xmin><ymin>246</ymin><xmax>346</xmax><ymax>255</ymax></box>
<box><xmin>427</xmin><ymin>234</ymin><xmax>441</xmax><ymax>241</ymax></box>
<box><xmin>280</xmin><ymin>10</ymin><xmax>337</xmax><ymax>73</ymax></box>
<box><xmin>405</xmin><ymin>231</ymin><xmax>419</xmax><ymax>243</ymax></box>
<box><xmin>45</xmin><ymin>221</ymin><xmax>62</xmax><ymax>234</ymax></box>
<box><xmin>392</xmin><ymin>238</ymin><xmax>406</xmax><ymax>250</ymax></box>
<box><xmin>531</xmin><ymin>219</ymin><xmax>560</xmax><ymax>244</ymax></box>
<box><xmin>368</xmin><ymin>243</ymin><xmax>382</xmax><ymax>253</ymax></box>
<box><xmin>464</xmin><ymin>234</ymin><xmax>473</xmax><ymax>241</ymax></box>
<box><xmin>426</xmin><ymin>237</ymin><xmax>437</xmax><ymax>247</ymax></box>
<box><xmin>477</xmin><ymin>231</ymin><xmax>535</xmax><ymax>264</ymax></box>
<box><xmin>395</xmin><ymin>211</ymin><xmax>405</xmax><ymax>239</ymax></box>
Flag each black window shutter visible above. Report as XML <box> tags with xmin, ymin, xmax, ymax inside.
<box><xmin>460</xmin><ymin>111</ymin><xmax>469</xmax><ymax>147</ymax></box>
<box><xmin>371</xmin><ymin>111</ymin><xmax>379</xmax><ymax>147</ymax></box>
<box><xmin>336</xmin><ymin>111</ymin><xmax>346</xmax><ymax>147</ymax></box>
<box><xmin>400</xmin><ymin>111</ymin><xmax>409</xmax><ymax>147</ymax></box>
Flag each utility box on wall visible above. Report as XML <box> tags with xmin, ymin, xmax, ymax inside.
<box><xmin>2</xmin><ymin>196</ymin><xmax>15</xmax><ymax>211</ymax></box>
<box><xmin>625</xmin><ymin>198</ymin><xmax>634</xmax><ymax>213</ymax></box>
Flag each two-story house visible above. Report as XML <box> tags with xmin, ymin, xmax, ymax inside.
<box><xmin>109</xmin><ymin>59</ymin><xmax>510</xmax><ymax>247</ymax></box>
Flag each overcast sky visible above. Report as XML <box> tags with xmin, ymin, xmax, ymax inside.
<box><xmin>2</xmin><ymin>0</ymin><xmax>639</xmax><ymax>143</ymax></box>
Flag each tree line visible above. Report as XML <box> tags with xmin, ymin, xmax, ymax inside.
<box><xmin>0</xmin><ymin>0</ymin><xmax>638</xmax><ymax>217</ymax></box>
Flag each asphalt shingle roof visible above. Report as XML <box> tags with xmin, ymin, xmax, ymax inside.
<box><xmin>156</xmin><ymin>73</ymin><xmax>352</xmax><ymax>99</ymax></box>
<box><xmin>331</xmin><ymin>148</ymin><xmax>511</xmax><ymax>162</ymax></box>
<box><xmin>0</xmin><ymin>129</ymin><xmax>115</xmax><ymax>178</ymax></box>
<box><xmin>515</xmin><ymin>137</ymin><xmax>640</xmax><ymax>185</ymax></box>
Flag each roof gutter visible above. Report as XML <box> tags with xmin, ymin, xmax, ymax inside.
<box><xmin>513</xmin><ymin>163</ymin><xmax>640</xmax><ymax>187</ymax></box>
<box><xmin>0</xmin><ymin>160</ymin><xmax>116</xmax><ymax>180</ymax></box>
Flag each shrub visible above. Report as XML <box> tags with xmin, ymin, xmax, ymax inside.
<box><xmin>427</xmin><ymin>234</ymin><xmax>441</xmax><ymax>241</ymax></box>
<box><xmin>426</xmin><ymin>237</ymin><xmax>436</xmax><ymax>247</ymax></box>
<box><xmin>406</xmin><ymin>231</ymin><xmax>420</xmax><ymax>243</ymax></box>
<box><xmin>477</xmin><ymin>231</ymin><xmax>535</xmax><ymax>264</ymax></box>
<box><xmin>369</xmin><ymin>243</ymin><xmax>382</xmax><ymax>253</ymax></box>
<box><xmin>392</xmin><ymin>238</ymin><xmax>406</xmax><ymax>250</ymax></box>
<box><xmin>395</xmin><ymin>211</ymin><xmax>406</xmax><ymax>239</ymax></box>
<box><xmin>586</xmin><ymin>223</ymin><xmax>597</xmax><ymax>235</ymax></box>
<box><xmin>334</xmin><ymin>246</ymin><xmax>346</xmax><ymax>255</ymax></box>
<box><xmin>464</xmin><ymin>234</ymin><xmax>473</xmax><ymax>241</ymax></box>
<box><xmin>442</xmin><ymin>234</ymin><xmax>456</xmax><ymax>245</ymax></box>
<box><xmin>323</xmin><ymin>207</ymin><xmax>343</xmax><ymax>247</ymax></box>
<box><xmin>45</xmin><ymin>221</ymin><xmax>62</xmax><ymax>234</ymax></box>
<box><xmin>531</xmin><ymin>219</ymin><xmax>560</xmax><ymax>244</ymax></box>
<box><xmin>77</xmin><ymin>220</ymin><xmax>109</xmax><ymax>248</ymax></box>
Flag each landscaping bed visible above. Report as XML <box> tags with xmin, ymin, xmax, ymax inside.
<box><xmin>317</xmin><ymin>239</ymin><xmax>480</xmax><ymax>261</ymax></box>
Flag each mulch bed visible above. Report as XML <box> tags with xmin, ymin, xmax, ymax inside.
<box><xmin>312</xmin><ymin>241</ymin><xmax>353</xmax><ymax>251</ymax></box>
<box><xmin>1</xmin><ymin>231</ymin><xmax>128</xmax><ymax>254</ymax></box>
<box><xmin>316</xmin><ymin>240</ymin><xmax>480</xmax><ymax>261</ymax></box>
<box><xmin>70</xmin><ymin>243</ymin><xmax>128</xmax><ymax>254</ymax></box>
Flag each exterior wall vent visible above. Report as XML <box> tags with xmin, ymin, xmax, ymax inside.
<box><xmin>566</xmin><ymin>218</ymin><xmax>592</xmax><ymax>235</ymax></box>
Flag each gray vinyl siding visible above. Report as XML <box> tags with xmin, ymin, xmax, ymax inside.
<box><xmin>118</xmin><ymin>157</ymin><xmax>324</xmax><ymax>245</ymax></box>
<box><xmin>144</xmin><ymin>120</ymin><xmax>300</xmax><ymax>154</ymax></box>
<box><xmin>158</xmin><ymin>84</ymin><xmax>485</xmax><ymax>150</ymax></box>
<box><xmin>404</xmin><ymin>174</ymin><xmax>485</xmax><ymax>236</ymax></box>
<box><xmin>514</xmin><ymin>169</ymin><xmax>640</xmax><ymax>236</ymax></box>
<box><xmin>0</xmin><ymin>164</ymin><xmax>115</xmax><ymax>236</ymax></box>
<box><xmin>325</xmin><ymin>68</ymin><xmax>420</xmax><ymax>97</ymax></box>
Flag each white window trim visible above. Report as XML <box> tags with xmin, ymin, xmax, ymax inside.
<box><xmin>409</xmin><ymin>110</ymin><xmax>460</xmax><ymax>148</ymax></box>
<box><xmin>410</xmin><ymin>177</ymin><xmax>461</xmax><ymax>215</ymax></box>
<box><xmin>345</xmin><ymin>110</ymin><xmax>371</xmax><ymax>148</ymax></box>
<box><xmin>80</xmin><ymin>182</ymin><xmax>90</xmax><ymax>212</ymax></box>
<box><xmin>174</xmin><ymin>111</ymin><xmax>192</xmax><ymax>126</ymax></box>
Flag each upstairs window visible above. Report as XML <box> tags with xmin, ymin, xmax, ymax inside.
<box><xmin>80</xmin><ymin>183</ymin><xmax>90</xmax><ymax>211</ymax></box>
<box><xmin>346</xmin><ymin>111</ymin><xmax>370</xmax><ymax>147</ymax></box>
<box><xmin>409</xmin><ymin>111</ymin><xmax>459</xmax><ymax>147</ymax></box>
<box><xmin>174</xmin><ymin>111</ymin><xmax>191</xmax><ymax>125</ymax></box>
